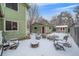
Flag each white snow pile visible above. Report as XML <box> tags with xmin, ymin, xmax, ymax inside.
<box><xmin>1</xmin><ymin>33</ymin><xmax>79</xmax><ymax>56</ymax></box>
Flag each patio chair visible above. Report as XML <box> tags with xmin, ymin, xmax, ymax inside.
<box><xmin>53</xmin><ymin>38</ymin><xmax>59</xmax><ymax>42</ymax></box>
<box><xmin>9</xmin><ymin>39</ymin><xmax>19</xmax><ymax>49</ymax></box>
<box><xmin>63</xmin><ymin>42</ymin><xmax>71</xmax><ymax>48</ymax></box>
<box><xmin>41</xmin><ymin>34</ymin><xmax>47</xmax><ymax>38</ymax></box>
<box><xmin>63</xmin><ymin>35</ymin><xmax>69</xmax><ymax>42</ymax></box>
<box><xmin>2</xmin><ymin>38</ymin><xmax>19</xmax><ymax>50</ymax></box>
<box><xmin>54</xmin><ymin>42</ymin><xmax>65</xmax><ymax>51</ymax></box>
<box><xmin>47</xmin><ymin>36</ymin><xmax>53</xmax><ymax>41</ymax></box>
<box><xmin>56</xmin><ymin>41</ymin><xmax>72</xmax><ymax>48</ymax></box>
<box><xmin>3</xmin><ymin>42</ymin><xmax>9</xmax><ymax>51</ymax></box>
<box><xmin>35</xmin><ymin>34</ymin><xmax>41</xmax><ymax>40</ymax></box>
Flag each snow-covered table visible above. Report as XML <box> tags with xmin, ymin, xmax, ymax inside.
<box><xmin>31</xmin><ymin>40</ymin><xmax>39</xmax><ymax>48</ymax></box>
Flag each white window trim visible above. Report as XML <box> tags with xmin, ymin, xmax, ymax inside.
<box><xmin>4</xmin><ymin>19</ymin><xmax>19</xmax><ymax>32</ymax></box>
<box><xmin>4</xmin><ymin>3</ymin><xmax>19</xmax><ymax>12</ymax></box>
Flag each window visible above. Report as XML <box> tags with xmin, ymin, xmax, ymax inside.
<box><xmin>6</xmin><ymin>21</ymin><xmax>18</xmax><ymax>30</ymax></box>
<box><xmin>49</xmin><ymin>27</ymin><xmax>51</xmax><ymax>29</ymax></box>
<box><xmin>34</xmin><ymin>27</ymin><xmax>37</xmax><ymax>29</ymax></box>
<box><xmin>6</xmin><ymin>3</ymin><xmax>18</xmax><ymax>11</ymax></box>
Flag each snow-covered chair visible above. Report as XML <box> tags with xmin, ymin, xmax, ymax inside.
<box><xmin>41</xmin><ymin>34</ymin><xmax>47</xmax><ymax>38</ymax></box>
<box><xmin>3</xmin><ymin>42</ymin><xmax>9</xmax><ymax>51</ymax></box>
<box><xmin>63</xmin><ymin>42</ymin><xmax>71</xmax><ymax>48</ymax></box>
<box><xmin>47</xmin><ymin>35</ymin><xmax>59</xmax><ymax>41</ymax></box>
<box><xmin>55</xmin><ymin>40</ymin><xmax>72</xmax><ymax>48</ymax></box>
<box><xmin>35</xmin><ymin>34</ymin><xmax>41</xmax><ymax>40</ymax></box>
<box><xmin>54</xmin><ymin>42</ymin><xmax>65</xmax><ymax>51</ymax></box>
<box><xmin>63</xmin><ymin>35</ymin><xmax>69</xmax><ymax>42</ymax></box>
<box><xmin>2</xmin><ymin>38</ymin><xmax>19</xmax><ymax>50</ymax></box>
<box><xmin>8</xmin><ymin>39</ymin><xmax>19</xmax><ymax>49</ymax></box>
<box><xmin>47</xmin><ymin>36</ymin><xmax>52</xmax><ymax>40</ymax></box>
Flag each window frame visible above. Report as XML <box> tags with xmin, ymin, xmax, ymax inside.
<box><xmin>5</xmin><ymin>3</ymin><xmax>19</xmax><ymax>12</ymax></box>
<box><xmin>4</xmin><ymin>20</ymin><xmax>19</xmax><ymax>32</ymax></box>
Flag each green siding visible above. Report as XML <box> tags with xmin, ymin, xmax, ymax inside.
<box><xmin>32</xmin><ymin>23</ymin><xmax>42</xmax><ymax>33</ymax></box>
<box><xmin>32</xmin><ymin>23</ymin><xmax>53</xmax><ymax>34</ymax></box>
<box><xmin>4</xmin><ymin>4</ymin><xmax>26</xmax><ymax>20</ymax></box>
<box><xmin>1</xmin><ymin>3</ymin><xmax>28</xmax><ymax>40</ymax></box>
<box><xmin>0</xmin><ymin>4</ymin><xmax>4</xmax><ymax>31</ymax></box>
<box><xmin>0</xmin><ymin>19</ymin><xmax>3</xmax><ymax>30</ymax></box>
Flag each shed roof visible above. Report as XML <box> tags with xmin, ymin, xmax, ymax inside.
<box><xmin>56</xmin><ymin>25</ymin><xmax>68</xmax><ymax>28</ymax></box>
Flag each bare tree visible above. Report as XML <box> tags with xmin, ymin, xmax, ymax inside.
<box><xmin>59</xmin><ymin>11</ymin><xmax>74</xmax><ymax>26</ymax></box>
<box><xmin>28</xmin><ymin>4</ymin><xmax>39</xmax><ymax>33</ymax></box>
<box><xmin>73</xmin><ymin>6</ymin><xmax>79</xmax><ymax>24</ymax></box>
<box><xmin>51</xmin><ymin>11</ymin><xmax>74</xmax><ymax>27</ymax></box>
<box><xmin>73</xmin><ymin>6</ymin><xmax>79</xmax><ymax>14</ymax></box>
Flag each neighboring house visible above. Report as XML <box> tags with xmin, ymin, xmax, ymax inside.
<box><xmin>55</xmin><ymin>25</ymin><xmax>68</xmax><ymax>33</ymax></box>
<box><xmin>31</xmin><ymin>18</ymin><xmax>53</xmax><ymax>34</ymax></box>
<box><xmin>0</xmin><ymin>3</ymin><xmax>29</xmax><ymax>40</ymax></box>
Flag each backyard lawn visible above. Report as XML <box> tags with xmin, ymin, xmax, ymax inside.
<box><xmin>2</xmin><ymin>33</ymin><xmax>79</xmax><ymax>56</ymax></box>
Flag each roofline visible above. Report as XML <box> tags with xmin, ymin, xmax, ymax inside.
<box><xmin>56</xmin><ymin>25</ymin><xmax>68</xmax><ymax>27</ymax></box>
<box><xmin>22</xmin><ymin>3</ymin><xmax>30</xmax><ymax>9</ymax></box>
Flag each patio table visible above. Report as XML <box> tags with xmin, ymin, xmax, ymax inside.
<box><xmin>31</xmin><ymin>40</ymin><xmax>39</xmax><ymax>48</ymax></box>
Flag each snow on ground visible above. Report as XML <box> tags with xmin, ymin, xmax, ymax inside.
<box><xmin>2</xmin><ymin>33</ymin><xmax>79</xmax><ymax>56</ymax></box>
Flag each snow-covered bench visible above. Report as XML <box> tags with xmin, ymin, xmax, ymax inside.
<box><xmin>2</xmin><ymin>38</ymin><xmax>19</xmax><ymax>51</ymax></box>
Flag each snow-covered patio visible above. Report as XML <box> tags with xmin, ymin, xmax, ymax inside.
<box><xmin>2</xmin><ymin>33</ymin><xmax>79</xmax><ymax>56</ymax></box>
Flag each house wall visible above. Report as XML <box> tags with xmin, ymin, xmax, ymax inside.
<box><xmin>45</xmin><ymin>26</ymin><xmax>52</xmax><ymax>34</ymax></box>
<box><xmin>32</xmin><ymin>23</ymin><xmax>53</xmax><ymax>34</ymax></box>
<box><xmin>0</xmin><ymin>19</ymin><xmax>3</xmax><ymax>30</ymax></box>
<box><xmin>48</xmin><ymin>26</ymin><xmax>53</xmax><ymax>33</ymax></box>
<box><xmin>45</xmin><ymin>26</ymin><xmax>49</xmax><ymax>33</ymax></box>
<box><xmin>1</xmin><ymin>3</ymin><xmax>28</xmax><ymax>40</ymax></box>
<box><xmin>32</xmin><ymin>23</ymin><xmax>41</xmax><ymax>33</ymax></box>
<box><xmin>0</xmin><ymin>4</ymin><xmax>4</xmax><ymax>31</ymax></box>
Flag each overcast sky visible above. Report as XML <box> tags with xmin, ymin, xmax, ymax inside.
<box><xmin>37</xmin><ymin>3</ymin><xmax>79</xmax><ymax>21</ymax></box>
